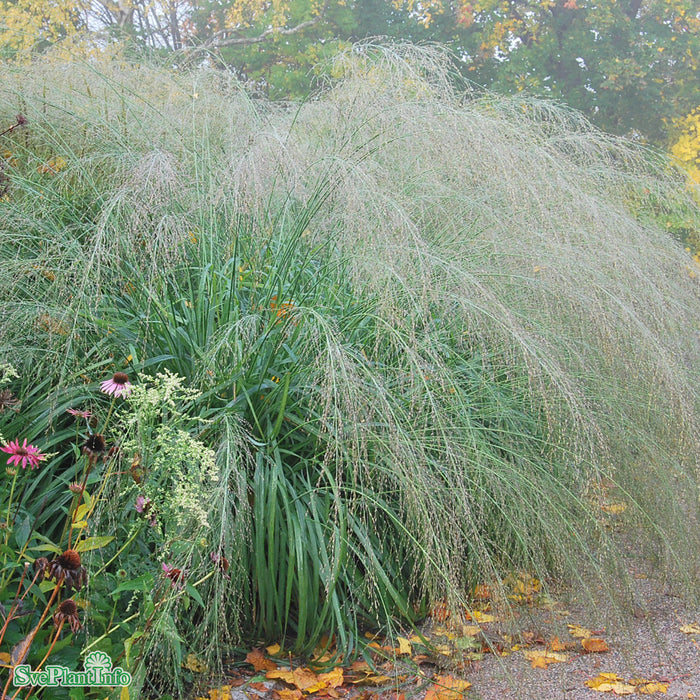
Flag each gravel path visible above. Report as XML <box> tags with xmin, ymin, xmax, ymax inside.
<box><xmin>463</xmin><ymin>569</ymin><xmax>700</xmax><ymax>699</ymax></box>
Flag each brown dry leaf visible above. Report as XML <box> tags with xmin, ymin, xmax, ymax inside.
<box><xmin>267</xmin><ymin>667</ymin><xmax>320</xmax><ymax>692</ymax></box>
<box><xmin>523</xmin><ymin>649</ymin><xmax>568</xmax><ymax>668</ymax></box>
<box><xmin>680</xmin><ymin>623</ymin><xmax>700</xmax><ymax>634</ymax></box>
<box><xmin>585</xmin><ymin>673</ymin><xmax>635</xmax><ymax>694</ymax></box>
<box><xmin>397</xmin><ymin>636</ymin><xmax>412</xmax><ymax>655</ymax></box>
<box><xmin>349</xmin><ymin>660</ymin><xmax>372</xmax><ymax>672</ymax></box>
<box><xmin>567</xmin><ymin>624</ymin><xmax>593</xmax><ymax>638</ymax></box>
<box><xmin>10</xmin><ymin>630</ymin><xmax>35</xmax><ymax>667</ymax></box>
<box><xmin>548</xmin><ymin>637</ymin><xmax>568</xmax><ymax>652</ymax></box>
<box><xmin>273</xmin><ymin>690</ymin><xmax>303</xmax><ymax>700</ymax></box>
<box><xmin>266</xmin><ymin>643</ymin><xmax>282</xmax><ymax>655</ymax></box>
<box><xmin>361</xmin><ymin>674</ymin><xmax>393</xmax><ymax>685</ymax></box>
<box><xmin>424</xmin><ymin>675</ymin><xmax>472</xmax><ymax>700</ymax></box>
<box><xmin>318</xmin><ymin>667</ymin><xmax>344</xmax><ymax>688</ymax></box>
<box><xmin>582</xmin><ymin>638</ymin><xmax>609</xmax><ymax>653</ymax></box>
<box><xmin>247</xmin><ymin>648</ymin><xmax>277</xmax><ymax>672</ymax></box>
<box><xmin>267</xmin><ymin>669</ymin><xmax>296</xmax><ymax>684</ymax></box>
<box><xmin>292</xmin><ymin>668</ymin><xmax>320</xmax><ymax>691</ymax></box>
<box><xmin>634</xmin><ymin>681</ymin><xmax>668</xmax><ymax>694</ymax></box>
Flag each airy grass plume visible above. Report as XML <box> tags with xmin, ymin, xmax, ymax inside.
<box><xmin>1</xmin><ymin>42</ymin><xmax>699</xmax><ymax>696</ymax></box>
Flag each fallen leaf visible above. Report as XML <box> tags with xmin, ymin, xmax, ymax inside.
<box><xmin>548</xmin><ymin>637</ymin><xmax>568</xmax><ymax>652</ymax></box>
<box><xmin>680</xmin><ymin>623</ymin><xmax>700</xmax><ymax>634</ymax></box>
<box><xmin>318</xmin><ymin>667</ymin><xmax>344</xmax><ymax>688</ymax></box>
<box><xmin>249</xmin><ymin>682</ymin><xmax>269</xmax><ymax>691</ymax></box>
<box><xmin>246</xmin><ymin>648</ymin><xmax>277</xmax><ymax>672</ymax></box>
<box><xmin>267</xmin><ymin>669</ymin><xmax>295</xmax><ymax>684</ymax></box>
<box><xmin>349</xmin><ymin>660</ymin><xmax>372</xmax><ymax>672</ymax></box>
<box><xmin>424</xmin><ymin>675</ymin><xmax>472</xmax><ymax>700</ymax></box>
<box><xmin>361</xmin><ymin>674</ymin><xmax>393</xmax><ymax>685</ymax></box>
<box><xmin>266</xmin><ymin>643</ymin><xmax>282</xmax><ymax>655</ymax></box>
<box><xmin>523</xmin><ymin>649</ymin><xmax>568</xmax><ymax>668</ymax></box>
<box><xmin>635</xmin><ymin>681</ymin><xmax>668</xmax><ymax>694</ymax></box>
<box><xmin>582</xmin><ymin>638</ymin><xmax>609</xmax><ymax>653</ymax></box>
<box><xmin>461</xmin><ymin>625</ymin><xmax>481</xmax><ymax>636</ymax></box>
<box><xmin>466</xmin><ymin>611</ymin><xmax>495</xmax><ymax>623</ymax></box>
<box><xmin>567</xmin><ymin>624</ymin><xmax>592</xmax><ymax>638</ymax></box>
<box><xmin>273</xmin><ymin>691</ymin><xmax>303</xmax><ymax>700</ymax></box>
<box><xmin>585</xmin><ymin>673</ymin><xmax>635</xmax><ymax>694</ymax></box>
<box><xmin>397</xmin><ymin>636</ymin><xmax>412</xmax><ymax>655</ymax></box>
<box><xmin>267</xmin><ymin>667</ymin><xmax>320</xmax><ymax>691</ymax></box>
<box><xmin>0</xmin><ymin>652</ymin><xmax>11</xmax><ymax>667</ymax></box>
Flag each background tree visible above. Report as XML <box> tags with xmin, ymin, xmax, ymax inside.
<box><xmin>1</xmin><ymin>0</ymin><xmax>698</xmax><ymax>145</ymax></box>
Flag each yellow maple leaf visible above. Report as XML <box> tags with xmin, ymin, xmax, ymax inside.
<box><xmin>581</xmin><ymin>638</ymin><xmax>609</xmax><ymax>653</ymax></box>
<box><xmin>567</xmin><ymin>624</ymin><xmax>592</xmax><ymax>638</ymax></box>
<box><xmin>425</xmin><ymin>675</ymin><xmax>472</xmax><ymax>700</ymax></box>
<box><xmin>397</xmin><ymin>636</ymin><xmax>412</xmax><ymax>655</ymax></box>
<box><xmin>468</xmin><ymin>611</ymin><xmax>496</xmax><ymax>623</ymax></box>
<box><xmin>635</xmin><ymin>681</ymin><xmax>668</xmax><ymax>694</ymax></box>
<box><xmin>523</xmin><ymin>649</ymin><xmax>568</xmax><ymax>668</ymax></box>
<box><xmin>680</xmin><ymin>623</ymin><xmax>700</xmax><ymax>634</ymax></box>
<box><xmin>275</xmin><ymin>690</ymin><xmax>303</xmax><ymax>700</ymax></box>
<box><xmin>318</xmin><ymin>667</ymin><xmax>344</xmax><ymax>688</ymax></box>
<box><xmin>585</xmin><ymin>673</ymin><xmax>635</xmax><ymax>694</ymax></box>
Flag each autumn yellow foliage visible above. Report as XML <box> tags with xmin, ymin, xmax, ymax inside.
<box><xmin>671</xmin><ymin>107</ymin><xmax>700</xmax><ymax>187</ymax></box>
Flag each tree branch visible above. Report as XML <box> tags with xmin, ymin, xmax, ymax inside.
<box><xmin>200</xmin><ymin>0</ymin><xmax>329</xmax><ymax>50</ymax></box>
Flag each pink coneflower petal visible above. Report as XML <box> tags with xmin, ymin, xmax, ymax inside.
<box><xmin>100</xmin><ymin>372</ymin><xmax>133</xmax><ymax>398</ymax></box>
<box><xmin>66</xmin><ymin>408</ymin><xmax>92</xmax><ymax>419</ymax></box>
<box><xmin>135</xmin><ymin>494</ymin><xmax>151</xmax><ymax>514</ymax></box>
<box><xmin>1</xmin><ymin>438</ymin><xmax>47</xmax><ymax>469</ymax></box>
<box><xmin>161</xmin><ymin>562</ymin><xmax>185</xmax><ymax>587</ymax></box>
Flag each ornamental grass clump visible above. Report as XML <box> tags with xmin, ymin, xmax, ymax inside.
<box><xmin>0</xmin><ymin>42</ymin><xmax>699</xmax><ymax>697</ymax></box>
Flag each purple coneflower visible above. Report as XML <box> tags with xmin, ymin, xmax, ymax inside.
<box><xmin>82</xmin><ymin>434</ymin><xmax>106</xmax><ymax>459</ymax></box>
<box><xmin>100</xmin><ymin>372</ymin><xmax>133</xmax><ymax>398</ymax></box>
<box><xmin>53</xmin><ymin>599</ymin><xmax>82</xmax><ymax>633</ymax></box>
<box><xmin>162</xmin><ymin>562</ymin><xmax>185</xmax><ymax>587</ymax></box>
<box><xmin>47</xmin><ymin>549</ymin><xmax>88</xmax><ymax>591</ymax></box>
<box><xmin>135</xmin><ymin>494</ymin><xmax>151</xmax><ymax>514</ymax></box>
<box><xmin>1</xmin><ymin>438</ymin><xmax>47</xmax><ymax>470</ymax></box>
<box><xmin>66</xmin><ymin>408</ymin><xmax>92</xmax><ymax>419</ymax></box>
